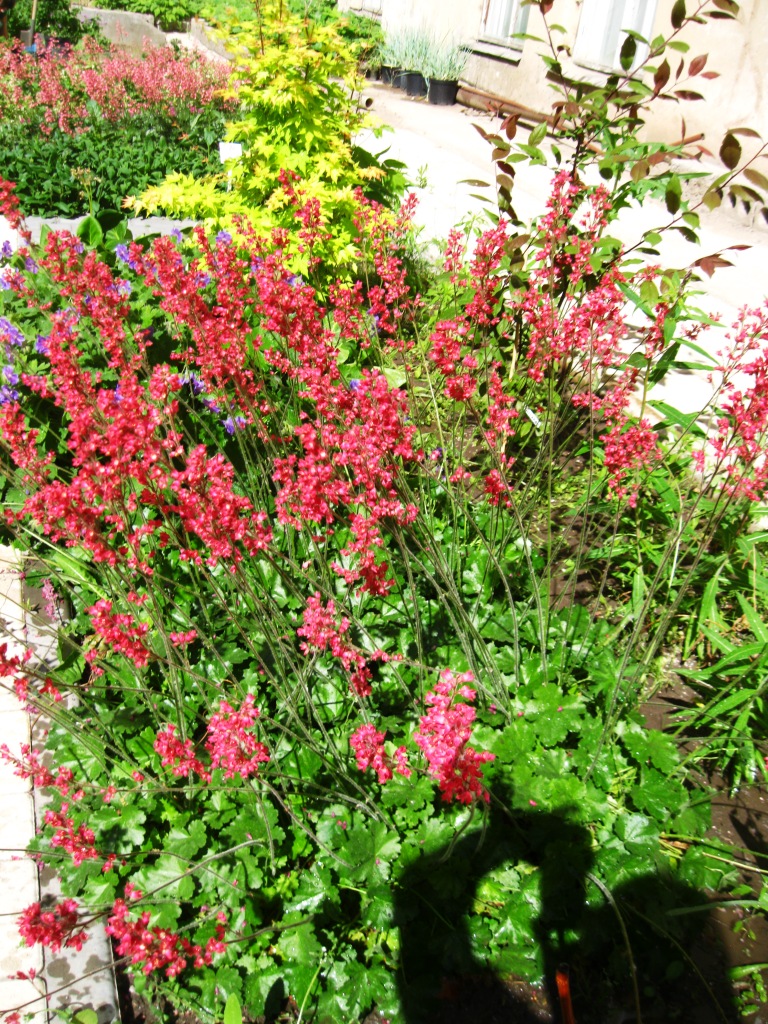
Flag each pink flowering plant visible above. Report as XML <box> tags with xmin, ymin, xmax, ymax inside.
<box><xmin>0</xmin><ymin>38</ymin><xmax>233</xmax><ymax>218</ymax></box>
<box><xmin>1</xmin><ymin>3</ymin><xmax>768</xmax><ymax>1019</ymax></box>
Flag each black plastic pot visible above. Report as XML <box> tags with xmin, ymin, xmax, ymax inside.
<box><xmin>392</xmin><ymin>68</ymin><xmax>408</xmax><ymax>90</ymax></box>
<box><xmin>405</xmin><ymin>71</ymin><xmax>428</xmax><ymax>98</ymax></box>
<box><xmin>428</xmin><ymin>79</ymin><xmax>459</xmax><ymax>105</ymax></box>
<box><xmin>364</xmin><ymin>65</ymin><xmax>380</xmax><ymax>81</ymax></box>
<box><xmin>380</xmin><ymin>64</ymin><xmax>397</xmax><ymax>84</ymax></box>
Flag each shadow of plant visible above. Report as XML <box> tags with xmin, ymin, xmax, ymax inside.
<box><xmin>394</xmin><ymin>788</ymin><xmax>738</xmax><ymax>1024</ymax></box>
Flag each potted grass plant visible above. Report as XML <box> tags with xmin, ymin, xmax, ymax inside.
<box><xmin>381</xmin><ymin>27</ymin><xmax>431</xmax><ymax>95</ymax></box>
<box><xmin>378</xmin><ymin>37</ymin><xmax>399</xmax><ymax>85</ymax></box>
<box><xmin>400</xmin><ymin>27</ymin><xmax>431</xmax><ymax>98</ymax></box>
<box><xmin>424</xmin><ymin>40</ymin><xmax>470</xmax><ymax>105</ymax></box>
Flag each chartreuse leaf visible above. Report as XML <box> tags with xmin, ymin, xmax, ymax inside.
<box><xmin>319</xmin><ymin>959</ymin><xmax>371</xmax><ymax>1020</ymax></box>
<box><xmin>631</xmin><ymin>768</ymin><xmax>687</xmax><ymax>821</ymax></box>
<box><xmin>614</xmin><ymin>812</ymin><xmax>659</xmax><ymax>853</ymax></box>
<box><xmin>73</xmin><ymin>1012</ymin><xmax>98</xmax><ymax>1024</ymax></box>
<box><xmin>223</xmin><ymin>992</ymin><xmax>242</xmax><ymax>1024</ymax></box>
<box><xmin>132</xmin><ymin>853</ymin><xmax>195</xmax><ymax>919</ymax></box>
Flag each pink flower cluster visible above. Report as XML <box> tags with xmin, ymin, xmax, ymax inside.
<box><xmin>0</xmin><ymin>742</ymin><xmax>75</xmax><ymax>795</ymax></box>
<box><xmin>298</xmin><ymin>593</ymin><xmax>393</xmax><ymax>697</ymax></box>
<box><xmin>349</xmin><ymin>723</ymin><xmax>410</xmax><ymax>783</ymax></box>
<box><xmin>88</xmin><ymin>599</ymin><xmax>151</xmax><ymax>668</ymax></box>
<box><xmin>696</xmin><ymin>303</ymin><xmax>768</xmax><ymax>501</ymax></box>
<box><xmin>154</xmin><ymin>724</ymin><xmax>209</xmax><ymax>781</ymax></box>
<box><xmin>0</xmin><ymin>39</ymin><xmax>232</xmax><ymax>135</ymax></box>
<box><xmin>154</xmin><ymin>695</ymin><xmax>269</xmax><ymax>782</ymax></box>
<box><xmin>107</xmin><ymin>900</ymin><xmax>227</xmax><ymax>978</ymax></box>
<box><xmin>44</xmin><ymin>805</ymin><xmax>99</xmax><ymax>865</ymax></box>
<box><xmin>207</xmin><ymin>694</ymin><xmax>270</xmax><ymax>779</ymax></box>
<box><xmin>414</xmin><ymin>670</ymin><xmax>494</xmax><ymax>804</ymax></box>
<box><xmin>18</xmin><ymin>899</ymin><xmax>88</xmax><ymax>952</ymax></box>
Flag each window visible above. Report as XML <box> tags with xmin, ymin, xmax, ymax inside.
<box><xmin>573</xmin><ymin>0</ymin><xmax>657</xmax><ymax>72</ymax></box>
<box><xmin>479</xmin><ymin>0</ymin><xmax>530</xmax><ymax>47</ymax></box>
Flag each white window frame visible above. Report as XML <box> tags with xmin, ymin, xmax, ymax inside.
<box><xmin>478</xmin><ymin>0</ymin><xmax>530</xmax><ymax>50</ymax></box>
<box><xmin>573</xmin><ymin>0</ymin><xmax>657</xmax><ymax>73</ymax></box>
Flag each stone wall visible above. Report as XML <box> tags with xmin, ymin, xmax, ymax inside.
<box><xmin>76</xmin><ymin>6</ymin><xmax>167</xmax><ymax>49</ymax></box>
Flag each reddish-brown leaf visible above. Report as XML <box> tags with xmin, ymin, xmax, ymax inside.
<box><xmin>689</xmin><ymin>54</ymin><xmax>708</xmax><ymax>75</ymax></box>
<box><xmin>695</xmin><ymin>254</ymin><xmax>733</xmax><ymax>277</ymax></box>
<box><xmin>729</xmin><ymin>126</ymin><xmax>762</xmax><ymax>138</ymax></box>
<box><xmin>653</xmin><ymin>59</ymin><xmax>670</xmax><ymax>96</ymax></box>
<box><xmin>700</xmin><ymin>71</ymin><xmax>720</xmax><ymax>79</ymax></box>
<box><xmin>500</xmin><ymin>114</ymin><xmax>519</xmax><ymax>140</ymax></box>
<box><xmin>674</xmin><ymin>90</ymin><xmax>705</xmax><ymax>101</ymax></box>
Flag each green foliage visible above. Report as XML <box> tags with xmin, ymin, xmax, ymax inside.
<box><xmin>0</xmin><ymin>106</ymin><xmax>226</xmax><ymax>218</ymax></box>
<box><xmin>8</xmin><ymin>0</ymin><xmax>86</xmax><ymax>41</ymax></box>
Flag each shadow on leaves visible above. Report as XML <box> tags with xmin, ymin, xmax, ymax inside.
<box><xmin>393</xmin><ymin>788</ymin><xmax>738</xmax><ymax>1024</ymax></box>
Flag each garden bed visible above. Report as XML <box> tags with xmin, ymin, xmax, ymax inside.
<box><xmin>0</xmin><ymin>36</ymin><xmax>233</xmax><ymax>219</ymax></box>
<box><xmin>2</xmin><ymin>2</ymin><xmax>768</xmax><ymax>1023</ymax></box>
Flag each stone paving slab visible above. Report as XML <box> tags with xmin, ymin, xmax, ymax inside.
<box><xmin>0</xmin><ymin>546</ymin><xmax>118</xmax><ymax>1023</ymax></box>
<box><xmin>0</xmin><ymin>979</ymin><xmax>48</xmax><ymax>1023</ymax></box>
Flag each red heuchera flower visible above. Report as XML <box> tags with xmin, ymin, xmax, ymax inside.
<box><xmin>87</xmin><ymin>599</ymin><xmax>151</xmax><ymax>667</ymax></box>
<box><xmin>154</xmin><ymin>724</ymin><xmax>210</xmax><ymax>782</ymax></box>
<box><xmin>205</xmin><ymin>694</ymin><xmax>269</xmax><ymax>780</ymax></box>
<box><xmin>107</xmin><ymin>899</ymin><xmax>227</xmax><ymax>977</ymax></box>
<box><xmin>297</xmin><ymin>593</ymin><xmax>375</xmax><ymax>696</ymax></box>
<box><xmin>44</xmin><ymin>805</ymin><xmax>99</xmax><ymax>865</ymax></box>
<box><xmin>349</xmin><ymin>723</ymin><xmax>410</xmax><ymax>783</ymax></box>
<box><xmin>600</xmin><ymin>419</ymin><xmax>663</xmax><ymax>506</ymax></box>
<box><xmin>0</xmin><ymin>177</ymin><xmax>31</xmax><ymax>243</ymax></box>
<box><xmin>0</xmin><ymin>742</ymin><xmax>74</xmax><ymax>795</ymax></box>
<box><xmin>696</xmin><ymin>303</ymin><xmax>768</xmax><ymax>501</ymax></box>
<box><xmin>414</xmin><ymin>670</ymin><xmax>494</xmax><ymax>804</ymax></box>
<box><xmin>0</xmin><ymin>40</ymin><xmax>232</xmax><ymax>136</ymax></box>
<box><xmin>18</xmin><ymin>899</ymin><xmax>88</xmax><ymax>952</ymax></box>
<box><xmin>155</xmin><ymin>696</ymin><xmax>269</xmax><ymax>781</ymax></box>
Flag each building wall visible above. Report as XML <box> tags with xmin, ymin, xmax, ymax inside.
<box><xmin>343</xmin><ymin>0</ymin><xmax>768</xmax><ymax>147</ymax></box>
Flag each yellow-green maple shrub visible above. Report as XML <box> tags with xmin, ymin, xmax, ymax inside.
<box><xmin>130</xmin><ymin>2</ymin><xmax>406</xmax><ymax>272</ymax></box>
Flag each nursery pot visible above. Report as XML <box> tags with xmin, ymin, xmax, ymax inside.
<box><xmin>428</xmin><ymin>79</ymin><xmax>459</xmax><ymax>106</ymax></box>
<box><xmin>405</xmin><ymin>71</ymin><xmax>428</xmax><ymax>98</ymax></box>
<box><xmin>380</xmin><ymin>64</ymin><xmax>397</xmax><ymax>84</ymax></box>
<box><xmin>364</xmin><ymin>65</ymin><xmax>380</xmax><ymax>81</ymax></box>
<box><xmin>392</xmin><ymin>68</ymin><xmax>409</xmax><ymax>90</ymax></box>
